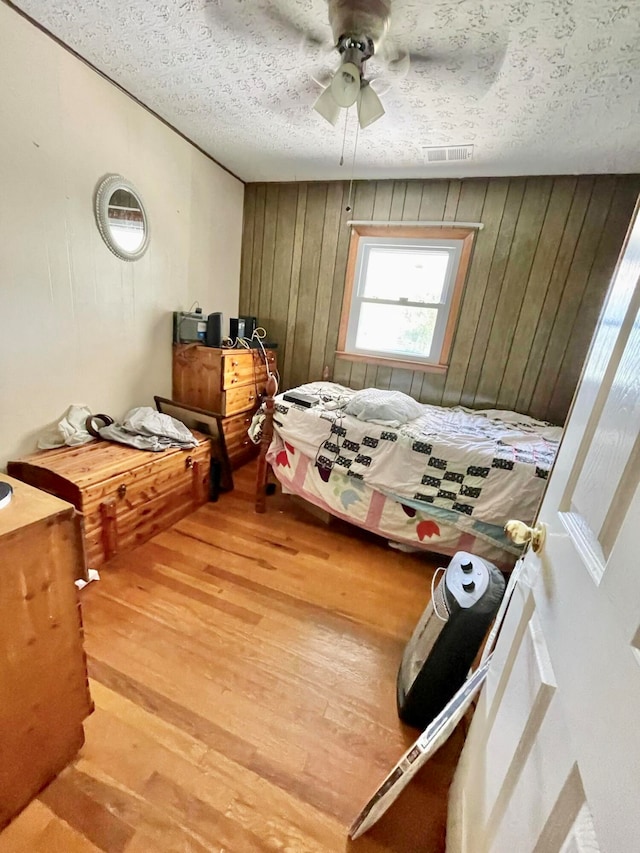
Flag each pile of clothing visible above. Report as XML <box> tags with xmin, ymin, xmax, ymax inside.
<box><xmin>38</xmin><ymin>405</ymin><xmax>197</xmax><ymax>452</ymax></box>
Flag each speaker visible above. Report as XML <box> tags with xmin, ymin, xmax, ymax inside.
<box><xmin>229</xmin><ymin>317</ymin><xmax>246</xmax><ymax>339</ymax></box>
<box><xmin>240</xmin><ymin>315</ymin><xmax>257</xmax><ymax>338</ymax></box>
<box><xmin>206</xmin><ymin>312</ymin><xmax>223</xmax><ymax>347</ymax></box>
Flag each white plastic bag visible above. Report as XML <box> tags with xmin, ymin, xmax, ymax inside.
<box><xmin>37</xmin><ymin>405</ymin><xmax>94</xmax><ymax>449</ymax></box>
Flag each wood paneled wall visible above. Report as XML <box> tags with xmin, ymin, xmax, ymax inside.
<box><xmin>240</xmin><ymin>175</ymin><xmax>640</xmax><ymax>424</ymax></box>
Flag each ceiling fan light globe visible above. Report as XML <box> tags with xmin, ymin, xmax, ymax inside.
<box><xmin>313</xmin><ymin>85</ymin><xmax>341</xmax><ymax>125</ymax></box>
<box><xmin>357</xmin><ymin>81</ymin><xmax>385</xmax><ymax>128</ymax></box>
<box><xmin>331</xmin><ymin>61</ymin><xmax>361</xmax><ymax>107</ymax></box>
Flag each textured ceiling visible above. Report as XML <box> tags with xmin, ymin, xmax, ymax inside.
<box><xmin>11</xmin><ymin>0</ymin><xmax>640</xmax><ymax>182</ymax></box>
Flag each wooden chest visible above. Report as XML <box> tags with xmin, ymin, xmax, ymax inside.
<box><xmin>172</xmin><ymin>345</ymin><xmax>277</xmax><ymax>469</ymax></box>
<box><xmin>0</xmin><ymin>475</ymin><xmax>93</xmax><ymax>829</ymax></box>
<box><xmin>7</xmin><ymin>436</ymin><xmax>211</xmax><ymax>572</ymax></box>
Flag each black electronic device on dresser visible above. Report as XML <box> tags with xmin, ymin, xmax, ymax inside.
<box><xmin>229</xmin><ymin>317</ymin><xmax>245</xmax><ymax>340</ymax></box>
<box><xmin>230</xmin><ymin>315</ymin><xmax>258</xmax><ymax>341</ymax></box>
<box><xmin>206</xmin><ymin>312</ymin><xmax>223</xmax><ymax>347</ymax></box>
<box><xmin>240</xmin><ymin>315</ymin><xmax>257</xmax><ymax>337</ymax></box>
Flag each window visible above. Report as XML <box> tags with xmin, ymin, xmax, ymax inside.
<box><xmin>337</xmin><ymin>226</ymin><xmax>475</xmax><ymax>372</ymax></box>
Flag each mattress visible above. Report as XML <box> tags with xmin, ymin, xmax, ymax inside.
<box><xmin>269</xmin><ymin>381</ymin><xmax>561</xmax><ymax>530</ymax></box>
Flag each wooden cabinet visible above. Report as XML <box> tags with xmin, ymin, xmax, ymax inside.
<box><xmin>172</xmin><ymin>345</ymin><xmax>277</xmax><ymax>469</ymax></box>
<box><xmin>8</xmin><ymin>436</ymin><xmax>211</xmax><ymax>573</ymax></box>
<box><xmin>0</xmin><ymin>475</ymin><xmax>93</xmax><ymax>830</ymax></box>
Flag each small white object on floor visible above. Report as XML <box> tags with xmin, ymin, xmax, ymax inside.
<box><xmin>75</xmin><ymin>568</ymin><xmax>100</xmax><ymax>591</ymax></box>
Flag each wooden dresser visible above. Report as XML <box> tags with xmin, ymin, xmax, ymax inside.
<box><xmin>0</xmin><ymin>475</ymin><xmax>93</xmax><ymax>829</ymax></box>
<box><xmin>172</xmin><ymin>345</ymin><xmax>277</xmax><ymax>469</ymax></box>
<box><xmin>8</xmin><ymin>435</ymin><xmax>211</xmax><ymax>573</ymax></box>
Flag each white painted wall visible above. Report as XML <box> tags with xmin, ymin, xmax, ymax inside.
<box><xmin>0</xmin><ymin>5</ymin><xmax>244</xmax><ymax>469</ymax></box>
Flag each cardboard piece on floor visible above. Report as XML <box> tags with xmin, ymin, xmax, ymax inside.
<box><xmin>75</xmin><ymin>568</ymin><xmax>100</xmax><ymax>591</ymax></box>
<box><xmin>348</xmin><ymin>654</ymin><xmax>492</xmax><ymax>840</ymax></box>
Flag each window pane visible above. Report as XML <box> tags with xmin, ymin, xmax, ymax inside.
<box><xmin>362</xmin><ymin>248</ymin><xmax>450</xmax><ymax>303</ymax></box>
<box><xmin>355</xmin><ymin>303</ymin><xmax>438</xmax><ymax>359</ymax></box>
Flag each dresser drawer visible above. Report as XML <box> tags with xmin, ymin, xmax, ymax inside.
<box><xmin>223</xmin><ymin>384</ymin><xmax>260</xmax><ymax>416</ymax></box>
<box><xmin>222</xmin><ymin>351</ymin><xmax>256</xmax><ymax>390</ymax></box>
<box><xmin>258</xmin><ymin>350</ymin><xmax>277</xmax><ymax>382</ymax></box>
<box><xmin>222</xmin><ymin>350</ymin><xmax>276</xmax><ymax>391</ymax></box>
<box><xmin>223</xmin><ymin>411</ymin><xmax>259</xmax><ymax>469</ymax></box>
<box><xmin>222</xmin><ymin>410</ymin><xmax>253</xmax><ymax>442</ymax></box>
<box><xmin>227</xmin><ymin>441</ymin><xmax>258</xmax><ymax>469</ymax></box>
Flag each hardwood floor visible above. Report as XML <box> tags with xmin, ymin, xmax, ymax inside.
<box><xmin>0</xmin><ymin>462</ymin><xmax>467</xmax><ymax>852</ymax></box>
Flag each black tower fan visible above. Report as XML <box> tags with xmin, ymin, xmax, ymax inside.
<box><xmin>397</xmin><ymin>551</ymin><xmax>505</xmax><ymax>730</ymax></box>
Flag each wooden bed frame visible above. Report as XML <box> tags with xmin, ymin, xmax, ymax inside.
<box><xmin>255</xmin><ymin>374</ymin><xmax>278</xmax><ymax>512</ymax></box>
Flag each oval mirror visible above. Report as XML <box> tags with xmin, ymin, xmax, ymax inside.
<box><xmin>94</xmin><ymin>174</ymin><xmax>150</xmax><ymax>261</ymax></box>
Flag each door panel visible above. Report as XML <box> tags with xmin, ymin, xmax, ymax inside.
<box><xmin>489</xmin><ymin>705</ymin><xmax>575</xmax><ymax>852</ymax></box>
<box><xmin>557</xmin><ymin>800</ymin><xmax>600</xmax><ymax>853</ymax></box>
<box><xmin>533</xmin><ymin>766</ymin><xmax>595</xmax><ymax>853</ymax></box>
<box><xmin>448</xmin><ymin>198</ymin><xmax>640</xmax><ymax>853</ymax></box>
<box><xmin>484</xmin><ymin>611</ymin><xmax>556</xmax><ymax>831</ymax></box>
<box><xmin>483</xmin><ymin>584</ymin><xmax>535</xmax><ymax>712</ymax></box>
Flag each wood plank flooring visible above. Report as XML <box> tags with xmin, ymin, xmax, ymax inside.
<box><xmin>0</xmin><ymin>463</ymin><xmax>467</xmax><ymax>852</ymax></box>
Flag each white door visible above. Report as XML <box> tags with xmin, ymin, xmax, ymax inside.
<box><xmin>447</xmin><ymin>198</ymin><xmax>640</xmax><ymax>853</ymax></box>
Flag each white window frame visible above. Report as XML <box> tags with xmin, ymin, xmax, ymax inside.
<box><xmin>337</xmin><ymin>225</ymin><xmax>475</xmax><ymax>372</ymax></box>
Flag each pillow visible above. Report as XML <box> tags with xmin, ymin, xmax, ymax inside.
<box><xmin>344</xmin><ymin>388</ymin><xmax>424</xmax><ymax>427</ymax></box>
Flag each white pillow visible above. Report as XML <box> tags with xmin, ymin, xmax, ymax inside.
<box><xmin>344</xmin><ymin>389</ymin><xmax>424</xmax><ymax>427</ymax></box>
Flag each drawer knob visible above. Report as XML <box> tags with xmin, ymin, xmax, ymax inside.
<box><xmin>231</xmin><ymin>378</ymin><xmax>237</xmax><ymax>384</ymax></box>
<box><xmin>118</xmin><ymin>484</ymin><xmax>127</xmax><ymax>498</ymax></box>
<box><xmin>185</xmin><ymin>456</ymin><xmax>194</xmax><ymax>469</ymax></box>
<box><xmin>232</xmin><ymin>360</ymin><xmax>239</xmax><ymax>367</ymax></box>
<box><xmin>249</xmin><ymin>394</ymin><xmax>255</xmax><ymax>401</ymax></box>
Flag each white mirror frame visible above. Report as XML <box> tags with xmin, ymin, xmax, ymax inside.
<box><xmin>94</xmin><ymin>174</ymin><xmax>150</xmax><ymax>261</ymax></box>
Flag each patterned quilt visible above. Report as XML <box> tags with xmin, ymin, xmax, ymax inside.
<box><xmin>270</xmin><ymin>382</ymin><xmax>562</xmax><ymax>528</ymax></box>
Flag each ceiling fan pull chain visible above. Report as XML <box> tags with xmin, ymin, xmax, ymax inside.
<box><xmin>345</xmin><ymin>117</ymin><xmax>359</xmax><ymax>212</ymax></box>
<box><xmin>339</xmin><ymin>106</ymin><xmax>349</xmax><ymax>166</ymax></box>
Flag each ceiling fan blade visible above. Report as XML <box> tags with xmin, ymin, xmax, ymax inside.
<box><xmin>377</xmin><ymin>35</ymin><xmax>508</xmax><ymax>99</ymax></box>
<box><xmin>381</xmin><ymin>0</ymin><xmax>510</xmax><ymax>96</ymax></box>
<box><xmin>380</xmin><ymin>46</ymin><xmax>411</xmax><ymax>79</ymax></box>
<box><xmin>412</xmin><ymin>46</ymin><xmax>508</xmax><ymax>98</ymax></box>
<box><xmin>408</xmin><ymin>42</ymin><xmax>507</xmax><ymax>71</ymax></box>
<box><xmin>309</xmin><ymin>67</ymin><xmax>334</xmax><ymax>89</ymax></box>
<box><xmin>264</xmin><ymin>5</ymin><xmax>329</xmax><ymax>47</ymax></box>
<box><xmin>367</xmin><ymin>76</ymin><xmax>391</xmax><ymax>97</ymax></box>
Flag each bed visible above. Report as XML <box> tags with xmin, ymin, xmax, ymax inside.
<box><xmin>255</xmin><ymin>381</ymin><xmax>562</xmax><ymax>570</ymax></box>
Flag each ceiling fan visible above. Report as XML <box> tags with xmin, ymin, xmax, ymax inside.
<box><xmin>209</xmin><ymin>1</ymin><xmax>508</xmax><ymax>130</ymax></box>
<box><xmin>312</xmin><ymin>0</ymin><xmax>392</xmax><ymax>129</ymax></box>
<box><xmin>265</xmin><ymin>0</ymin><xmax>508</xmax><ymax>131</ymax></box>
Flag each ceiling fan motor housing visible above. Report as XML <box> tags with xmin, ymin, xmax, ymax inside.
<box><xmin>337</xmin><ymin>36</ymin><xmax>374</xmax><ymax>64</ymax></box>
<box><xmin>328</xmin><ymin>0</ymin><xmax>391</xmax><ymax>53</ymax></box>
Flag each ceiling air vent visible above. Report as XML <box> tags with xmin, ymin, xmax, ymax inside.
<box><xmin>425</xmin><ymin>145</ymin><xmax>474</xmax><ymax>163</ymax></box>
